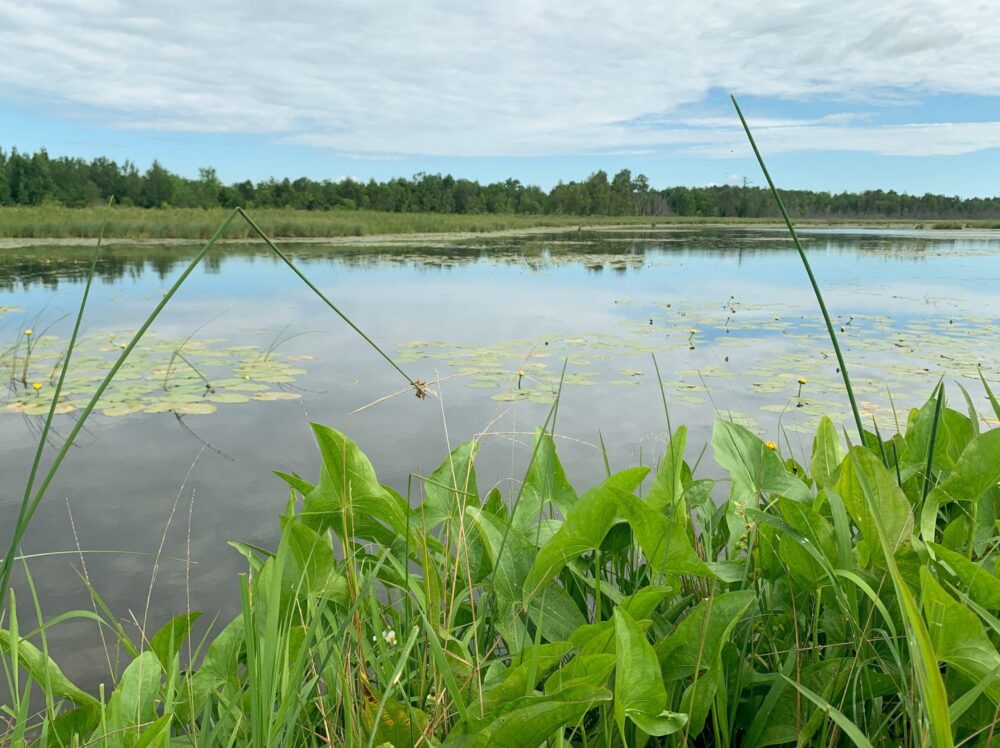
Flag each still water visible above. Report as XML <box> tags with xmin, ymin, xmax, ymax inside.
<box><xmin>1</xmin><ymin>226</ymin><xmax>998</xmax><ymax>686</ymax></box>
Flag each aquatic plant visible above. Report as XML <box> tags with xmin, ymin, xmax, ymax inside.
<box><xmin>3</xmin><ymin>388</ymin><xmax>1000</xmax><ymax>745</ymax></box>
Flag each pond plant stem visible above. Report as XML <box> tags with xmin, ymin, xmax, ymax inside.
<box><xmin>731</xmin><ymin>94</ymin><xmax>866</xmax><ymax>444</ymax></box>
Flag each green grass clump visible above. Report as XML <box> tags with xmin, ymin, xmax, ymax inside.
<box><xmin>4</xmin><ymin>390</ymin><xmax>1000</xmax><ymax>746</ymax></box>
<box><xmin>2</xmin><ymin>205</ymin><xmax>994</xmax><ymax>241</ymax></box>
<box><xmin>0</xmin><ymin>207</ymin><xmax>672</xmax><ymax>240</ymax></box>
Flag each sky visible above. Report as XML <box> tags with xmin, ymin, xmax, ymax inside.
<box><xmin>2</xmin><ymin>1</ymin><xmax>1000</xmax><ymax>196</ymax></box>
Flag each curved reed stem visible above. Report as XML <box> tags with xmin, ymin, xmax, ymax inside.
<box><xmin>731</xmin><ymin>95</ymin><xmax>865</xmax><ymax>443</ymax></box>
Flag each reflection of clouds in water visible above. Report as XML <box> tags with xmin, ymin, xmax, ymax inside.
<box><xmin>6</xmin><ymin>226</ymin><xmax>1000</xmax><ymax>291</ymax></box>
<box><xmin>2</xmin><ymin>226</ymin><xmax>1000</xmax><ymax>689</ymax></box>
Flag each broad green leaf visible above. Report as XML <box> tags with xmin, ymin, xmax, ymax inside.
<box><xmin>616</xmin><ymin>489</ymin><xmax>714</xmax><ymax>577</ymax></box>
<box><xmin>646</xmin><ymin>426</ymin><xmax>687</xmax><ymax>515</ymax></box>
<box><xmin>512</xmin><ymin>429</ymin><xmax>578</xmax><ymax>531</ymax></box>
<box><xmin>524</xmin><ymin>467</ymin><xmax>648</xmax><ymax>598</ymax></box>
<box><xmin>273</xmin><ymin>470</ymin><xmax>314</xmax><ymax>498</ymax></box>
<box><xmin>446</xmin><ymin>684</ymin><xmax>611</xmax><ymax>747</ymax></box>
<box><xmin>630</xmin><ymin>710</ymin><xmax>688</xmax><ymax>737</ymax></box>
<box><xmin>835</xmin><ymin>447</ymin><xmax>913</xmax><ymax>558</ymax></box>
<box><xmin>423</xmin><ymin>438</ymin><xmax>479</xmax><ymax>529</ymax></box>
<box><xmin>149</xmin><ymin>611</ymin><xmax>201</xmax><ymax>672</ymax></box>
<box><xmin>776</xmin><ymin>496</ymin><xmax>837</xmax><ymax>590</ymax></box>
<box><xmin>483</xmin><ymin>486</ymin><xmax>507</xmax><ymax>520</ymax></box>
<box><xmin>569</xmin><ymin>587</ymin><xmax>671</xmax><ymax>656</ymax></box>
<box><xmin>811</xmin><ymin>416</ymin><xmax>844</xmax><ymax>489</ymax></box>
<box><xmin>106</xmin><ymin>651</ymin><xmax>163</xmax><ymax>748</ymax></box>
<box><xmin>544</xmin><ymin>653</ymin><xmax>616</xmax><ymax>694</ymax></box>
<box><xmin>927</xmin><ymin>428</ymin><xmax>1000</xmax><ymax>511</ymax></box>
<box><xmin>922</xmin><ymin>567</ymin><xmax>1000</xmax><ymax>705</ymax></box>
<box><xmin>50</xmin><ymin>704</ymin><xmax>102</xmax><ymax>746</ymax></box>
<box><xmin>303</xmin><ymin>424</ymin><xmax>412</xmax><ymax>548</ymax></box>
<box><xmin>176</xmin><ymin>615</ymin><xmax>245</xmax><ymax>723</ymax></box>
<box><xmin>483</xmin><ymin>641</ymin><xmax>572</xmax><ymax>710</ymax></box>
<box><xmin>712</xmin><ymin>420</ymin><xmax>810</xmax><ymax>502</ymax></box>
<box><xmin>467</xmin><ymin>506</ymin><xmax>534</xmax><ymax>607</ymax></box>
<box><xmin>0</xmin><ymin>628</ymin><xmax>99</xmax><ymax>710</ymax></box>
<box><xmin>527</xmin><ymin>583</ymin><xmax>587</xmax><ymax>642</ymax></box>
<box><xmin>656</xmin><ymin>590</ymin><xmax>754</xmax><ymax>681</ymax></box>
<box><xmin>0</xmin><ymin>627</ymin><xmax>101</xmax><ymax>741</ymax></box>
<box><xmin>930</xmin><ymin>542</ymin><xmax>1000</xmax><ymax>609</ymax></box>
<box><xmin>286</xmin><ymin>521</ymin><xmax>348</xmax><ymax>603</ymax></box>
<box><xmin>902</xmin><ymin>399</ymin><xmax>974</xmax><ymax>474</ymax></box>
<box><xmin>614</xmin><ymin>608</ymin><xmax>669</xmax><ymax>736</ymax></box>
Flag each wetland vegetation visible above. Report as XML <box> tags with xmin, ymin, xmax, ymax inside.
<box><xmin>3</xmin><ymin>122</ymin><xmax>1000</xmax><ymax>747</ymax></box>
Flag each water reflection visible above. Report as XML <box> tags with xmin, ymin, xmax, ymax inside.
<box><xmin>5</xmin><ymin>226</ymin><xmax>992</xmax><ymax>291</ymax></box>
<box><xmin>1</xmin><ymin>226</ymin><xmax>998</xmax><ymax>690</ymax></box>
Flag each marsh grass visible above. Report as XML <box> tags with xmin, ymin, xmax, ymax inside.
<box><xmin>0</xmin><ymin>207</ymin><xmax>669</xmax><ymax>241</ymax></box>
<box><xmin>3</xmin><ymin>109</ymin><xmax>1000</xmax><ymax>747</ymax></box>
<box><xmin>3</xmin><ymin>206</ymin><xmax>998</xmax><ymax>241</ymax></box>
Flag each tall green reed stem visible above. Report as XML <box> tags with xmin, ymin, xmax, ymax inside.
<box><xmin>236</xmin><ymin>208</ymin><xmax>423</xmax><ymax>393</ymax></box>
<box><xmin>1</xmin><ymin>207</ymin><xmax>421</xmax><ymax>601</ymax></box>
<box><xmin>731</xmin><ymin>95</ymin><xmax>865</xmax><ymax>443</ymax></box>
<box><xmin>1</xmin><ymin>200</ymin><xmax>113</xmax><ymax>597</ymax></box>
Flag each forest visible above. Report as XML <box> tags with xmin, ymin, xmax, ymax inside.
<box><xmin>2</xmin><ymin>146</ymin><xmax>1000</xmax><ymax>220</ymax></box>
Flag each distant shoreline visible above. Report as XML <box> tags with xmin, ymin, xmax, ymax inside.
<box><xmin>0</xmin><ymin>206</ymin><xmax>998</xmax><ymax>248</ymax></box>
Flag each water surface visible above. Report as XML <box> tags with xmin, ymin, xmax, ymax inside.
<box><xmin>1</xmin><ymin>226</ymin><xmax>998</xmax><ymax>687</ymax></box>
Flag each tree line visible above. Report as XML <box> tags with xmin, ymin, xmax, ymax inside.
<box><xmin>2</xmin><ymin>146</ymin><xmax>999</xmax><ymax>219</ymax></box>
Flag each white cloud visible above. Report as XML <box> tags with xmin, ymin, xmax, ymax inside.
<box><xmin>1</xmin><ymin>0</ymin><xmax>999</xmax><ymax>157</ymax></box>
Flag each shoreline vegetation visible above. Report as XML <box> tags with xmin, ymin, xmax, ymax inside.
<box><xmin>1</xmin><ymin>205</ymin><xmax>999</xmax><ymax>243</ymax></box>
<box><xmin>5</xmin><ymin>393</ymin><xmax>1000</xmax><ymax>746</ymax></box>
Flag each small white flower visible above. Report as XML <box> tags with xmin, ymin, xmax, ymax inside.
<box><xmin>382</xmin><ymin>629</ymin><xmax>397</xmax><ymax>647</ymax></box>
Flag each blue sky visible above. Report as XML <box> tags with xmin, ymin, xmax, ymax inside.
<box><xmin>2</xmin><ymin>1</ymin><xmax>1000</xmax><ymax>197</ymax></box>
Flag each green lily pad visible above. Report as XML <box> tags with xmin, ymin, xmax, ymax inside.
<box><xmin>252</xmin><ymin>392</ymin><xmax>303</xmax><ymax>401</ymax></box>
<box><xmin>207</xmin><ymin>393</ymin><xmax>252</xmax><ymax>404</ymax></box>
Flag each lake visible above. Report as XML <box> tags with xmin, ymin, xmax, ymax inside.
<box><xmin>2</xmin><ymin>225</ymin><xmax>999</xmax><ymax>687</ymax></box>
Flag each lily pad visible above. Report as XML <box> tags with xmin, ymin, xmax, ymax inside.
<box><xmin>1</xmin><ymin>330</ymin><xmax>311</xmax><ymax>419</ymax></box>
<box><xmin>252</xmin><ymin>391</ymin><xmax>303</xmax><ymax>401</ymax></box>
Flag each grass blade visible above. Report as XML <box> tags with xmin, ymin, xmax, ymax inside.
<box><xmin>781</xmin><ymin>676</ymin><xmax>874</xmax><ymax>748</ymax></box>
<box><xmin>731</xmin><ymin>95</ymin><xmax>865</xmax><ymax>443</ymax></box>
<box><xmin>0</xmin><ymin>199</ymin><xmax>113</xmax><ymax>597</ymax></box>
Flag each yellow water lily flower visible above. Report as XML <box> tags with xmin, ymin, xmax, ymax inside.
<box><xmin>23</xmin><ymin>329</ymin><xmax>32</xmax><ymax>336</ymax></box>
<box><xmin>797</xmin><ymin>377</ymin><xmax>807</xmax><ymax>385</ymax></box>
<box><xmin>32</xmin><ymin>382</ymin><xmax>42</xmax><ymax>391</ymax></box>
<box><xmin>518</xmin><ymin>369</ymin><xmax>525</xmax><ymax>377</ymax></box>
<box><xmin>765</xmin><ymin>440</ymin><xmax>777</xmax><ymax>450</ymax></box>
<box><xmin>688</xmin><ymin>328</ymin><xmax>697</xmax><ymax>334</ymax></box>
